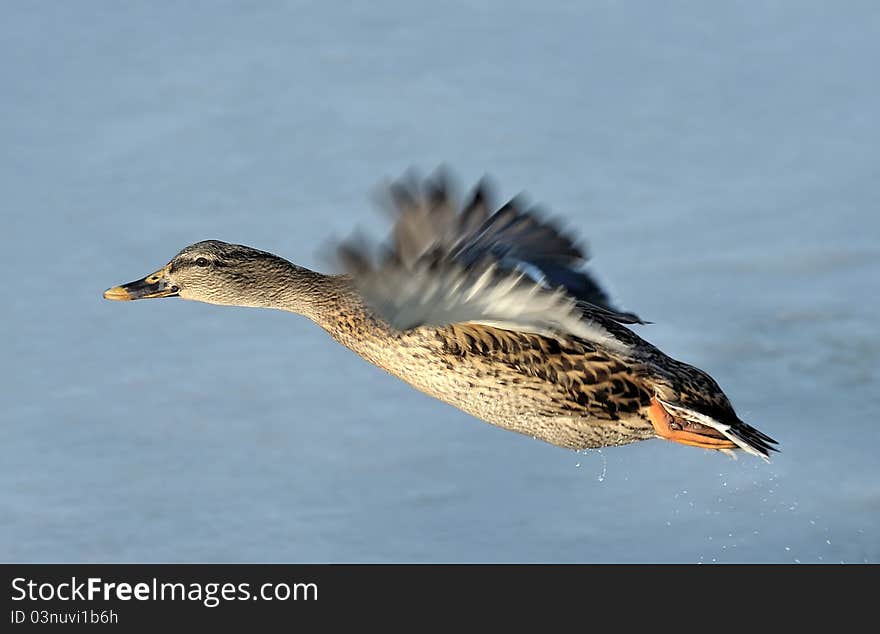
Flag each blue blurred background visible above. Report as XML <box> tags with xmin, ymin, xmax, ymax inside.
<box><xmin>2</xmin><ymin>1</ymin><xmax>877</xmax><ymax>562</ymax></box>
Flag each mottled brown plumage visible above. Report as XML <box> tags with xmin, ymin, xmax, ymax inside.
<box><xmin>103</xmin><ymin>172</ymin><xmax>778</xmax><ymax>459</ymax></box>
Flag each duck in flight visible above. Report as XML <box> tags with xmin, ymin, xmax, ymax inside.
<box><xmin>103</xmin><ymin>171</ymin><xmax>777</xmax><ymax>460</ymax></box>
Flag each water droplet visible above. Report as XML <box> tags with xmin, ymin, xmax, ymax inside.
<box><xmin>826</xmin><ymin>539</ymin><xmax>831</xmax><ymax>545</ymax></box>
<box><xmin>595</xmin><ymin>450</ymin><xmax>607</xmax><ymax>482</ymax></box>
<box><xmin>785</xmin><ymin>546</ymin><xmax>791</xmax><ymax>551</ymax></box>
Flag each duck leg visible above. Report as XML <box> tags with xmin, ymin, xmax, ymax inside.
<box><xmin>648</xmin><ymin>398</ymin><xmax>737</xmax><ymax>450</ymax></box>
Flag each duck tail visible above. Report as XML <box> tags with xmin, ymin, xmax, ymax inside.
<box><xmin>653</xmin><ymin>397</ymin><xmax>779</xmax><ymax>461</ymax></box>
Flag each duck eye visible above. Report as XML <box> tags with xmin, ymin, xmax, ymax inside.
<box><xmin>195</xmin><ymin>257</ymin><xmax>209</xmax><ymax>267</ymax></box>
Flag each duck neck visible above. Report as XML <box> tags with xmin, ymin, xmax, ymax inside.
<box><xmin>265</xmin><ymin>264</ymin><xmax>343</xmax><ymax>318</ymax></box>
<box><xmin>267</xmin><ymin>263</ymin><xmax>383</xmax><ymax>341</ymax></box>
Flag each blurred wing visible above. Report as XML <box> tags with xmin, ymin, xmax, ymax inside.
<box><xmin>337</xmin><ymin>171</ymin><xmax>639</xmax><ymax>347</ymax></box>
<box><xmin>338</xmin><ymin>245</ymin><xmax>630</xmax><ymax>352</ymax></box>
<box><xmin>385</xmin><ymin>172</ymin><xmax>634</xmax><ymax>317</ymax></box>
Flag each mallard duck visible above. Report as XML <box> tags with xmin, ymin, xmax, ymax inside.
<box><xmin>103</xmin><ymin>172</ymin><xmax>777</xmax><ymax>460</ymax></box>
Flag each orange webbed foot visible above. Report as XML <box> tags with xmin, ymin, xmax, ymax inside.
<box><xmin>648</xmin><ymin>398</ymin><xmax>738</xmax><ymax>450</ymax></box>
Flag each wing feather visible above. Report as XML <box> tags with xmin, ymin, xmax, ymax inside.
<box><xmin>337</xmin><ymin>170</ymin><xmax>640</xmax><ymax>347</ymax></box>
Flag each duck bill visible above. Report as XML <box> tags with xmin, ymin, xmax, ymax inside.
<box><xmin>103</xmin><ymin>266</ymin><xmax>178</xmax><ymax>301</ymax></box>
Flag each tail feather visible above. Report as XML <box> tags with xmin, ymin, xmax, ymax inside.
<box><xmin>656</xmin><ymin>398</ymin><xmax>779</xmax><ymax>461</ymax></box>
